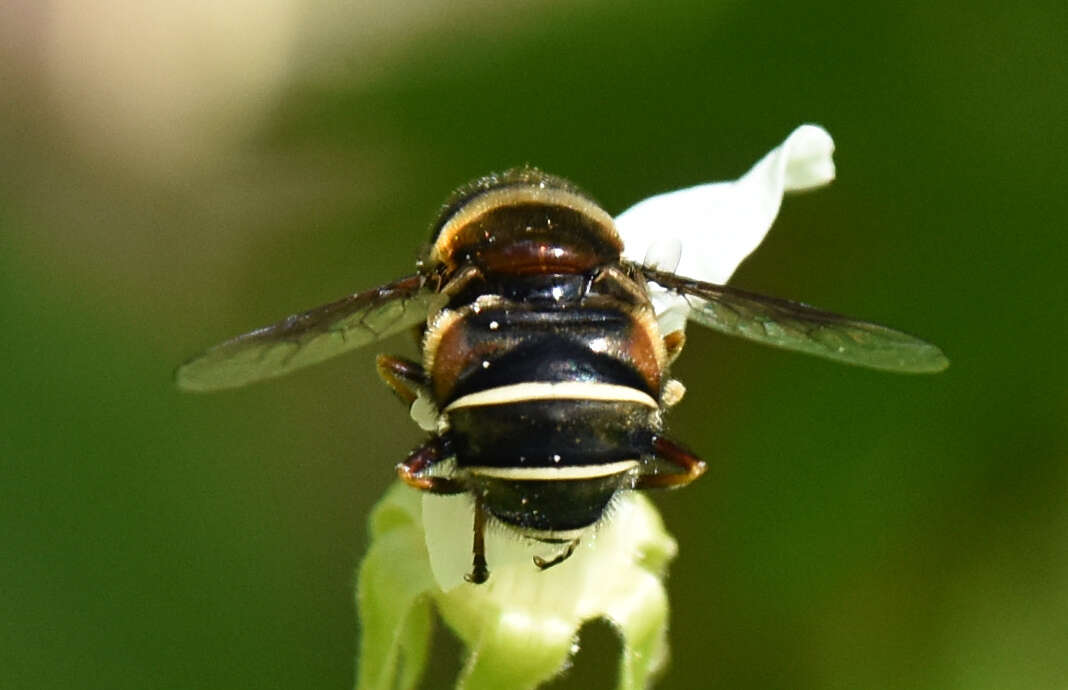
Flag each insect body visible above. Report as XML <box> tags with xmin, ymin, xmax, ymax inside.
<box><xmin>177</xmin><ymin>168</ymin><xmax>947</xmax><ymax>583</ymax></box>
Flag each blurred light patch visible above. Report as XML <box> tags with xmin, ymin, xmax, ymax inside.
<box><xmin>1</xmin><ymin>0</ymin><xmax>576</xmax><ymax>177</ymax></box>
<box><xmin>35</xmin><ymin>0</ymin><xmax>303</xmax><ymax>173</ymax></box>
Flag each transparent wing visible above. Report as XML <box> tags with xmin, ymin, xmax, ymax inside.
<box><xmin>636</xmin><ymin>264</ymin><xmax>948</xmax><ymax>373</ymax></box>
<box><xmin>176</xmin><ymin>274</ymin><xmax>433</xmax><ymax>391</ymax></box>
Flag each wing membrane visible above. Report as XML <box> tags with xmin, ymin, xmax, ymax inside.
<box><xmin>176</xmin><ymin>274</ymin><xmax>433</xmax><ymax>391</ymax></box>
<box><xmin>637</xmin><ymin>265</ymin><xmax>948</xmax><ymax>373</ymax></box>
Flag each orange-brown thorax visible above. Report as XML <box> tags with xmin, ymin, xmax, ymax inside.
<box><xmin>429</xmin><ymin>185</ymin><xmax>623</xmax><ymax>278</ymax></box>
<box><xmin>422</xmin><ymin>174</ymin><xmax>667</xmax><ymax>406</ymax></box>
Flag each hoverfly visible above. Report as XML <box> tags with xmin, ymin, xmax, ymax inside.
<box><xmin>177</xmin><ymin>168</ymin><xmax>947</xmax><ymax>583</ymax></box>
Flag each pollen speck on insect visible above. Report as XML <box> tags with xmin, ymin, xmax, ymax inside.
<box><xmin>588</xmin><ymin>337</ymin><xmax>609</xmax><ymax>353</ymax></box>
<box><xmin>489</xmin><ymin>320</ymin><xmax>499</xmax><ymax>330</ymax></box>
<box><xmin>482</xmin><ymin>360</ymin><xmax>491</xmax><ymax>369</ymax></box>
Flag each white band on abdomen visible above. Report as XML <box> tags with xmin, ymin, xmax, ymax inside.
<box><xmin>464</xmin><ymin>459</ymin><xmax>639</xmax><ymax>480</ymax></box>
<box><xmin>445</xmin><ymin>381</ymin><xmax>657</xmax><ymax>411</ymax></box>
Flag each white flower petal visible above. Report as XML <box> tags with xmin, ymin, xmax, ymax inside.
<box><xmin>421</xmin><ymin>490</ymin><xmax>676</xmax><ymax>685</ymax></box>
<box><xmin>615</xmin><ymin>124</ymin><xmax>836</xmax><ymax>331</ymax></box>
<box><xmin>355</xmin><ymin>484</ymin><xmax>437</xmax><ymax>690</ymax></box>
<box><xmin>641</xmin><ymin>236</ymin><xmax>682</xmax><ymax>272</ymax></box>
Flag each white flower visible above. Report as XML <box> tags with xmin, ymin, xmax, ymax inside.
<box><xmin>361</xmin><ymin>125</ymin><xmax>838</xmax><ymax>690</ymax></box>
<box><xmin>615</xmin><ymin>124</ymin><xmax>836</xmax><ymax>335</ymax></box>
<box><xmin>357</xmin><ymin>484</ymin><xmax>676</xmax><ymax>690</ymax></box>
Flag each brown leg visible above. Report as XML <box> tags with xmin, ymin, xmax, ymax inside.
<box><xmin>464</xmin><ymin>493</ymin><xmax>490</xmax><ymax>584</ymax></box>
<box><xmin>396</xmin><ymin>438</ymin><xmax>466</xmax><ymax>494</ymax></box>
<box><xmin>634</xmin><ymin>435</ymin><xmax>708</xmax><ymax>489</ymax></box>
<box><xmin>533</xmin><ymin>538</ymin><xmax>580</xmax><ymax>570</ymax></box>
<box><xmin>376</xmin><ymin>354</ymin><xmax>427</xmax><ymax>404</ymax></box>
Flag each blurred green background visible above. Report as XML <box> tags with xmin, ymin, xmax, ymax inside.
<box><xmin>2</xmin><ymin>1</ymin><xmax>1065</xmax><ymax>688</ymax></box>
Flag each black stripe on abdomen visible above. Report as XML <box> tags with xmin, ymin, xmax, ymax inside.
<box><xmin>442</xmin><ymin>315</ymin><xmax>657</xmax><ymax>405</ymax></box>
<box><xmin>448</xmin><ymin>398</ymin><xmax>655</xmax><ymax>469</ymax></box>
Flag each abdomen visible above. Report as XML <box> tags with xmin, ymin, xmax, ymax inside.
<box><xmin>426</xmin><ymin>301</ymin><xmax>665</xmax><ymax>535</ymax></box>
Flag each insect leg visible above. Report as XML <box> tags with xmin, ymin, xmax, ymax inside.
<box><xmin>375</xmin><ymin>354</ymin><xmax>427</xmax><ymax>404</ymax></box>
<box><xmin>533</xmin><ymin>538</ymin><xmax>580</xmax><ymax>571</ymax></box>
<box><xmin>395</xmin><ymin>437</ymin><xmax>466</xmax><ymax>494</ymax></box>
<box><xmin>464</xmin><ymin>493</ymin><xmax>490</xmax><ymax>584</ymax></box>
<box><xmin>634</xmin><ymin>435</ymin><xmax>708</xmax><ymax>489</ymax></box>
